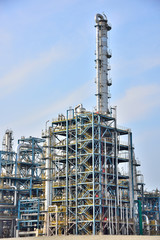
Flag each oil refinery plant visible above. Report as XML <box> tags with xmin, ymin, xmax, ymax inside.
<box><xmin>0</xmin><ymin>13</ymin><xmax>159</xmax><ymax>238</ymax></box>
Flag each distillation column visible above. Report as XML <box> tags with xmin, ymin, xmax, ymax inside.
<box><xmin>95</xmin><ymin>14</ymin><xmax>112</xmax><ymax>114</ymax></box>
<box><xmin>2</xmin><ymin>130</ymin><xmax>13</xmax><ymax>152</ymax></box>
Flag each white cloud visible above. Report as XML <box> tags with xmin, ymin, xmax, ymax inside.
<box><xmin>12</xmin><ymin>79</ymin><xmax>93</xmax><ymax>127</ymax></box>
<box><xmin>0</xmin><ymin>45</ymin><xmax>69</xmax><ymax>98</ymax></box>
<box><xmin>112</xmin><ymin>54</ymin><xmax>160</xmax><ymax>81</ymax></box>
<box><xmin>114</xmin><ymin>84</ymin><xmax>160</xmax><ymax>124</ymax></box>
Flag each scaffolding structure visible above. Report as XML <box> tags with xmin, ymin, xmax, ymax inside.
<box><xmin>0</xmin><ymin>131</ymin><xmax>45</xmax><ymax>238</ymax></box>
<box><xmin>49</xmin><ymin>109</ymin><xmax>136</xmax><ymax>235</ymax></box>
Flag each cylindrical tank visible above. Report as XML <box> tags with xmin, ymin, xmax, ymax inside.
<box><xmin>2</xmin><ymin>129</ymin><xmax>13</xmax><ymax>152</ymax></box>
<box><xmin>95</xmin><ymin>14</ymin><xmax>112</xmax><ymax>114</ymax></box>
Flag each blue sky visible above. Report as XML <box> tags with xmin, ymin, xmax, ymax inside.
<box><xmin>0</xmin><ymin>0</ymin><xmax>160</xmax><ymax>190</ymax></box>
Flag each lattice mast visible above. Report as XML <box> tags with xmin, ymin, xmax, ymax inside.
<box><xmin>95</xmin><ymin>14</ymin><xmax>112</xmax><ymax>114</ymax></box>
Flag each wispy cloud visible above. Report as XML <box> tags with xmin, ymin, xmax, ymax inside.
<box><xmin>114</xmin><ymin>84</ymin><xmax>160</xmax><ymax>124</ymax></box>
<box><xmin>12</xmin><ymin>79</ymin><xmax>93</xmax><ymax>126</ymax></box>
<box><xmin>112</xmin><ymin>54</ymin><xmax>160</xmax><ymax>81</ymax></box>
<box><xmin>0</xmin><ymin>44</ymin><xmax>70</xmax><ymax>98</ymax></box>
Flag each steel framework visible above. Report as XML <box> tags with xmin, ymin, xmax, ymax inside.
<box><xmin>138</xmin><ymin>192</ymin><xmax>160</xmax><ymax>235</ymax></box>
<box><xmin>49</xmin><ymin>110</ymin><xmax>136</xmax><ymax>235</ymax></box>
<box><xmin>0</xmin><ymin>132</ymin><xmax>45</xmax><ymax>238</ymax></box>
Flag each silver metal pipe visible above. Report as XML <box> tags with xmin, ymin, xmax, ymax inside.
<box><xmin>17</xmin><ymin>143</ymin><xmax>42</xmax><ymax>161</ymax></box>
<box><xmin>142</xmin><ymin>214</ymin><xmax>150</xmax><ymax>234</ymax></box>
<box><xmin>111</xmin><ymin>198</ymin><xmax>114</xmax><ymax>234</ymax></box>
<box><xmin>120</xmin><ymin>190</ymin><xmax>122</xmax><ymax>220</ymax></box>
<box><xmin>126</xmin><ymin>204</ymin><xmax>129</xmax><ymax>235</ymax></box>
<box><xmin>115</xmin><ymin>197</ymin><xmax>117</xmax><ymax>234</ymax></box>
<box><xmin>109</xmin><ymin>198</ymin><xmax>111</xmax><ymax>234</ymax></box>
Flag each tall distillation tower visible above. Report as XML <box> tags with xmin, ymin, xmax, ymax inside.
<box><xmin>95</xmin><ymin>14</ymin><xmax>112</xmax><ymax>114</ymax></box>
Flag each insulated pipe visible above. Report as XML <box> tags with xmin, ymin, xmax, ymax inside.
<box><xmin>95</xmin><ymin>13</ymin><xmax>105</xmax><ymax>23</ymax></box>
<box><xmin>155</xmin><ymin>220</ymin><xmax>158</xmax><ymax>232</ymax></box>
<box><xmin>74</xmin><ymin>104</ymin><xmax>83</xmax><ymax>114</ymax></box>
<box><xmin>142</xmin><ymin>214</ymin><xmax>150</xmax><ymax>234</ymax></box>
<box><xmin>12</xmin><ymin>186</ymin><xmax>17</xmax><ymax>206</ymax></box>
<box><xmin>17</xmin><ymin>143</ymin><xmax>42</xmax><ymax>161</ymax></box>
<box><xmin>126</xmin><ymin>204</ymin><xmax>129</xmax><ymax>235</ymax></box>
<box><xmin>109</xmin><ymin>198</ymin><xmax>111</xmax><ymax>234</ymax></box>
<box><xmin>115</xmin><ymin>196</ymin><xmax>117</xmax><ymax>234</ymax></box>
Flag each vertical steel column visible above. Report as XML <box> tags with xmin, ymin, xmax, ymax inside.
<box><xmin>30</xmin><ymin>177</ymin><xmax>32</xmax><ymax>197</ymax></box>
<box><xmin>32</xmin><ymin>138</ymin><xmax>35</xmax><ymax>178</ymax></box>
<box><xmin>114</xmin><ymin>114</ymin><xmax>119</xmax><ymax>234</ymax></box>
<box><xmin>159</xmin><ymin>198</ymin><xmax>160</xmax><ymax>221</ymax></box>
<box><xmin>92</xmin><ymin>113</ymin><xmax>95</xmax><ymax>234</ymax></box>
<box><xmin>137</xmin><ymin>200</ymin><xmax>143</xmax><ymax>235</ymax></box>
<box><xmin>128</xmin><ymin>131</ymin><xmax>134</xmax><ymax>219</ymax></box>
<box><xmin>37</xmin><ymin>199</ymin><xmax>40</xmax><ymax>231</ymax></box>
<box><xmin>75</xmin><ymin>115</ymin><xmax>78</xmax><ymax>234</ymax></box>
<box><xmin>66</xmin><ymin>110</ymin><xmax>69</xmax><ymax>234</ymax></box>
<box><xmin>0</xmin><ymin>221</ymin><xmax>3</xmax><ymax>238</ymax></box>
<box><xmin>98</xmin><ymin>115</ymin><xmax>102</xmax><ymax>233</ymax></box>
<box><xmin>0</xmin><ymin>153</ymin><xmax>1</xmax><ymax>176</ymax></box>
<box><xmin>17</xmin><ymin>200</ymin><xmax>20</xmax><ymax>231</ymax></box>
<box><xmin>15</xmin><ymin>153</ymin><xmax>17</xmax><ymax>176</ymax></box>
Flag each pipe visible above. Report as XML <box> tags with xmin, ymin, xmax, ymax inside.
<box><xmin>95</xmin><ymin>13</ymin><xmax>105</xmax><ymax>23</ymax></box>
<box><xmin>12</xmin><ymin>186</ymin><xmax>17</xmax><ymax>206</ymax></box>
<box><xmin>126</xmin><ymin>204</ymin><xmax>129</xmax><ymax>235</ymax></box>
<box><xmin>0</xmin><ymin>186</ymin><xmax>17</xmax><ymax>208</ymax></box>
<box><xmin>120</xmin><ymin>190</ymin><xmax>122</xmax><ymax>220</ymax></box>
<box><xmin>115</xmin><ymin>197</ymin><xmax>117</xmax><ymax>234</ymax></box>
<box><xmin>142</xmin><ymin>214</ymin><xmax>150</xmax><ymax>234</ymax></box>
<box><xmin>74</xmin><ymin>104</ymin><xmax>85</xmax><ymax>115</ymax></box>
<box><xmin>108</xmin><ymin>198</ymin><xmax>111</xmax><ymax>234</ymax></box>
<box><xmin>155</xmin><ymin>220</ymin><xmax>158</xmax><ymax>232</ymax></box>
<box><xmin>111</xmin><ymin>198</ymin><xmax>114</xmax><ymax>234</ymax></box>
<box><xmin>17</xmin><ymin>143</ymin><xmax>42</xmax><ymax>161</ymax></box>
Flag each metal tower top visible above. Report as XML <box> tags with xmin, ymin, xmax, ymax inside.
<box><xmin>95</xmin><ymin>13</ymin><xmax>112</xmax><ymax>115</ymax></box>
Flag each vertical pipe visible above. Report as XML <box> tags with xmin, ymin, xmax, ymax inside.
<box><xmin>37</xmin><ymin>199</ymin><xmax>40</xmax><ymax>233</ymax></box>
<box><xmin>0</xmin><ymin>152</ymin><xmax>1</xmax><ymax>176</ymax></box>
<box><xmin>128</xmin><ymin>131</ymin><xmax>134</xmax><ymax>219</ymax></box>
<box><xmin>126</xmin><ymin>204</ymin><xmax>129</xmax><ymax>235</ymax></box>
<box><xmin>122</xmin><ymin>206</ymin><xmax>124</xmax><ymax>234</ymax></box>
<box><xmin>45</xmin><ymin>129</ymin><xmax>51</xmax><ymax>211</ymax></box>
<box><xmin>104</xmin><ymin>139</ymin><xmax>107</xmax><ymax>201</ymax></box>
<box><xmin>137</xmin><ymin>200</ymin><xmax>143</xmax><ymax>235</ymax></box>
<box><xmin>120</xmin><ymin>190</ymin><xmax>122</xmax><ymax>220</ymax></box>
<box><xmin>111</xmin><ymin>198</ymin><xmax>114</xmax><ymax>234</ymax></box>
<box><xmin>109</xmin><ymin>198</ymin><xmax>111</xmax><ymax>234</ymax></box>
